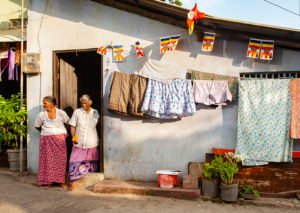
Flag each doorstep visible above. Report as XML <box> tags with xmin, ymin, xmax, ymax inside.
<box><xmin>93</xmin><ymin>180</ymin><xmax>201</xmax><ymax>200</ymax></box>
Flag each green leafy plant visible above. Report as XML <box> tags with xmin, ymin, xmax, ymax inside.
<box><xmin>242</xmin><ymin>185</ymin><xmax>260</xmax><ymax>197</ymax></box>
<box><xmin>203</xmin><ymin>161</ymin><xmax>219</xmax><ymax>180</ymax></box>
<box><xmin>0</xmin><ymin>94</ymin><xmax>27</xmax><ymax>149</ymax></box>
<box><xmin>213</xmin><ymin>153</ymin><xmax>241</xmax><ymax>185</ymax></box>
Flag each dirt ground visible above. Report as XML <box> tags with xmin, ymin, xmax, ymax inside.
<box><xmin>0</xmin><ymin>170</ymin><xmax>299</xmax><ymax>213</ymax></box>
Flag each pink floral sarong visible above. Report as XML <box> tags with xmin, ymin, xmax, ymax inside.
<box><xmin>38</xmin><ymin>134</ymin><xmax>67</xmax><ymax>185</ymax></box>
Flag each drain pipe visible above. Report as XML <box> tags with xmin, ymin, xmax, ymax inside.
<box><xmin>20</xmin><ymin>0</ymin><xmax>24</xmax><ymax>176</ymax></box>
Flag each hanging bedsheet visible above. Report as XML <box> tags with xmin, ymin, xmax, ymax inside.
<box><xmin>191</xmin><ymin>70</ymin><xmax>239</xmax><ymax>100</ymax></box>
<box><xmin>193</xmin><ymin>80</ymin><xmax>232</xmax><ymax>105</ymax></box>
<box><xmin>235</xmin><ymin>79</ymin><xmax>293</xmax><ymax>166</ymax></box>
<box><xmin>141</xmin><ymin>79</ymin><xmax>196</xmax><ymax>119</ymax></box>
<box><xmin>290</xmin><ymin>79</ymin><xmax>300</xmax><ymax>139</ymax></box>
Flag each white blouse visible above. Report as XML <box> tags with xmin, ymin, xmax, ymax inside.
<box><xmin>34</xmin><ymin>108</ymin><xmax>69</xmax><ymax>136</ymax></box>
<box><xmin>69</xmin><ymin>108</ymin><xmax>99</xmax><ymax>149</ymax></box>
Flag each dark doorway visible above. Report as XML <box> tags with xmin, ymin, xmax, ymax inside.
<box><xmin>53</xmin><ymin>49</ymin><xmax>103</xmax><ymax>172</ymax></box>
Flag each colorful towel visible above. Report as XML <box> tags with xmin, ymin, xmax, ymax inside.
<box><xmin>290</xmin><ymin>79</ymin><xmax>300</xmax><ymax>139</ymax></box>
<box><xmin>191</xmin><ymin>70</ymin><xmax>239</xmax><ymax>100</ymax></box>
<box><xmin>235</xmin><ymin>79</ymin><xmax>293</xmax><ymax>166</ymax></box>
<box><xmin>69</xmin><ymin>146</ymin><xmax>99</xmax><ymax>182</ymax></box>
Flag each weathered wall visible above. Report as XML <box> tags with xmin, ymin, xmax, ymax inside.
<box><xmin>27</xmin><ymin>0</ymin><xmax>300</xmax><ymax>180</ymax></box>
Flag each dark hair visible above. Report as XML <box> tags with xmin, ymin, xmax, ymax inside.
<box><xmin>43</xmin><ymin>96</ymin><xmax>57</xmax><ymax>106</ymax></box>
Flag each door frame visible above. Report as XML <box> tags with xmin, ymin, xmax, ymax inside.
<box><xmin>52</xmin><ymin>48</ymin><xmax>104</xmax><ymax>172</ymax></box>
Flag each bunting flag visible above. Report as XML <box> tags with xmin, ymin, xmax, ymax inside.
<box><xmin>113</xmin><ymin>45</ymin><xmax>124</xmax><ymax>62</ymax></box>
<box><xmin>160</xmin><ymin>37</ymin><xmax>170</xmax><ymax>54</ymax></box>
<box><xmin>168</xmin><ymin>35</ymin><xmax>180</xmax><ymax>52</ymax></box>
<box><xmin>260</xmin><ymin>40</ymin><xmax>274</xmax><ymax>60</ymax></box>
<box><xmin>97</xmin><ymin>46</ymin><xmax>107</xmax><ymax>55</ymax></box>
<box><xmin>247</xmin><ymin>39</ymin><xmax>261</xmax><ymax>59</ymax></box>
<box><xmin>160</xmin><ymin>35</ymin><xmax>180</xmax><ymax>54</ymax></box>
<box><xmin>201</xmin><ymin>32</ymin><xmax>216</xmax><ymax>51</ymax></box>
<box><xmin>187</xmin><ymin>3</ymin><xmax>206</xmax><ymax>35</ymax></box>
<box><xmin>135</xmin><ymin>41</ymin><xmax>145</xmax><ymax>59</ymax></box>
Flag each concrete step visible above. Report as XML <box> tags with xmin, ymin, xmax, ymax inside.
<box><xmin>93</xmin><ymin>180</ymin><xmax>201</xmax><ymax>200</ymax></box>
<box><xmin>76</xmin><ymin>173</ymin><xmax>104</xmax><ymax>189</ymax></box>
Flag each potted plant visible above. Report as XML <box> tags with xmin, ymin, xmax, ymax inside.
<box><xmin>214</xmin><ymin>152</ymin><xmax>241</xmax><ymax>202</ymax></box>
<box><xmin>239</xmin><ymin>185</ymin><xmax>260</xmax><ymax>200</ymax></box>
<box><xmin>201</xmin><ymin>160</ymin><xmax>219</xmax><ymax>198</ymax></box>
<box><xmin>0</xmin><ymin>94</ymin><xmax>27</xmax><ymax>171</ymax></box>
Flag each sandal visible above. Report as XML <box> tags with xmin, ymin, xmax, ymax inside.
<box><xmin>68</xmin><ymin>182</ymin><xmax>76</xmax><ymax>191</ymax></box>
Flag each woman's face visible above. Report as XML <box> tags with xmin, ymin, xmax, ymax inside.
<box><xmin>80</xmin><ymin>99</ymin><xmax>91</xmax><ymax>111</ymax></box>
<box><xmin>43</xmin><ymin>99</ymin><xmax>54</xmax><ymax>111</ymax></box>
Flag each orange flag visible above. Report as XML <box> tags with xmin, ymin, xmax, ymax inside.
<box><xmin>187</xmin><ymin>3</ymin><xmax>206</xmax><ymax>35</ymax></box>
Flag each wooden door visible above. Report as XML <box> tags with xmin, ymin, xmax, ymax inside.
<box><xmin>59</xmin><ymin>59</ymin><xmax>78</xmax><ymax>111</ymax></box>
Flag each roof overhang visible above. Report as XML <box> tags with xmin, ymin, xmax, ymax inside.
<box><xmin>92</xmin><ymin>0</ymin><xmax>300</xmax><ymax>49</ymax></box>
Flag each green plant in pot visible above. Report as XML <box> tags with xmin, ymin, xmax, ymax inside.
<box><xmin>239</xmin><ymin>185</ymin><xmax>260</xmax><ymax>199</ymax></box>
<box><xmin>214</xmin><ymin>152</ymin><xmax>241</xmax><ymax>202</ymax></box>
<box><xmin>201</xmin><ymin>160</ymin><xmax>219</xmax><ymax>198</ymax></box>
<box><xmin>0</xmin><ymin>94</ymin><xmax>27</xmax><ymax>172</ymax></box>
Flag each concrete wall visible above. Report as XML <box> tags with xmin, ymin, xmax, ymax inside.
<box><xmin>27</xmin><ymin>0</ymin><xmax>300</xmax><ymax>180</ymax></box>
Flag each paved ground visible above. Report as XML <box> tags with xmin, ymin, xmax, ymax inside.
<box><xmin>0</xmin><ymin>169</ymin><xmax>299</xmax><ymax>213</ymax></box>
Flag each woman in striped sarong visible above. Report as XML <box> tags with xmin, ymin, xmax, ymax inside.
<box><xmin>34</xmin><ymin>96</ymin><xmax>69</xmax><ymax>189</ymax></box>
<box><xmin>68</xmin><ymin>94</ymin><xmax>99</xmax><ymax>191</ymax></box>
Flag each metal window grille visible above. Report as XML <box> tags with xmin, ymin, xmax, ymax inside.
<box><xmin>240</xmin><ymin>71</ymin><xmax>300</xmax><ymax>80</ymax></box>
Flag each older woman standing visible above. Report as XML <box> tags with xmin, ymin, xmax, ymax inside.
<box><xmin>68</xmin><ymin>94</ymin><xmax>100</xmax><ymax>190</ymax></box>
<box><xmin>34</xmin><ymin>96</ymin><xmax>69</xmax><ymax>188</ymax></box>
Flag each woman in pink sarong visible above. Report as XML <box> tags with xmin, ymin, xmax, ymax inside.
<box><xmin>68</xmin><ymin>94</ymin><xmax>99</xmax><ymax>191</ymax></box>
<box><xmin>34</xmin><ymin>96</ymin><xmax>69</xmax><ymax>189</ymax></box>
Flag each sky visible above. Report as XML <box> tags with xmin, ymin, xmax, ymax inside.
<box><xmin>181</xmin><ymin>0</ymin><xmax>300</xmax><ymax>30</ymax></box>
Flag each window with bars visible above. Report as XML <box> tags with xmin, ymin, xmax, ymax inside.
<box><xmin>240</xmin><ymin>71</ymin><xmax>300</xmax><ymax>79</ymax></box>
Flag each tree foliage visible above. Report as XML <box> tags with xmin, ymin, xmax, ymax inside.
<box><xmin>160</xmin><ymin>0</ymin><xmax>183</xmax><ymax>7</ymax></box>
<box><xmin>0</xmin><ymin>94</ymin><xmax>27</xmax><ymax>149</ymax></box>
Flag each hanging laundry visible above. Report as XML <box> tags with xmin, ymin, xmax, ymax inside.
<box><xmin>108</xmin><ymin>71</ymin><xmax>148</xmax><ymax>116</ymax></box>
<box><xmin>247</xmin><ymin>38</ymin><xmax>261</xmax><ymax>59</ymax></box>
<box><xmin>201</xmin><ymin>32</ymin><xmax>216</xmax><ymax>52</ymax></box>
<box><xmin>259</xmin><ymin>40</ymin><xmax>274</xmax><ymax>60</ymax></box>
<box><xmin>141</xmin><ymin>79</ymin><xmax>196</xmax><ymax>119</ymax></box>
<box><xmin>187</xmin><ymin>3</ymin><xmax>206</xmax><ymax>35</ymax></box>
<box><xmin>235</xmin><ymin>79</ymin><xmax>293</xmax><ymax>166</ymax></box>
<box><xmin>290</xmin><ymin>78</ymin><xmax>300</xmax><ymax>139</ymax></box>
<box><xmin>7</xmin><ymin>47</ymin><xmax>16</xmax><ymax>81</ymax></box>
<box><xmin>108</xmin><ymin>72</ymin><xmax>131</xmax><ymax>114</ymax></box>
<box><xmin>160</xmin><ymin>37</ymin><xmax>170</xmax><ymax>54</ymax></box>
<box><xmin>191</xmin><ymin>70</ymin><xmax>239</xmax><ymax>101</ymax></box>
<box><xmin>135</xmin><ymin>41</ymin><xmax>145</xmax><ymax>59</ymax></box>
<box><xmin>193</xmin><ymin>80</ymin><xmax>232</xmax><ymax>105</ymax></box>
<box><xmin>97</xmin><ymin>46</ymin><xmax>107</xmax><ymax>55</ymax></box>
<box><xmin>113</xmin><ymin>45</ymin><xmax>124</xmax><ymax>62</ymax></box>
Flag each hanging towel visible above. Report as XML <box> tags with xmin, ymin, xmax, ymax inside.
<box><xmin>193</xmin><ymin>80</ymin><xmax>232</xmax><ymax>105</ymax></box>
<box><xmin>235</xmin><ymin>79</ymin><xmax>293</xmax><ymax>166</ymax></box>
<box><xmin>290</xmin><ymin>78</ymin><xmax>300</xmax><ymax>139</ymax></box>
<box><xmin>141</xmin><ymin>79</ymin><xmax>196</xmax><ymax>119</ymax></box>
<box><xmin>191</xmin><ymin>70</ymin><xmax>238</xmax><ymax>101</ymax></box>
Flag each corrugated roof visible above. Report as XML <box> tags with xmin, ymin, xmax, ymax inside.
<box><xmin>92</xmin><ymin>0</ymin><xmax>300</xmax><ymax>49</ymax></box>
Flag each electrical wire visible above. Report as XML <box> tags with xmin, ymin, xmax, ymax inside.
<box><xmin>263</xmin><ymin>0</ymin><xmax>300</xmax><ymax>16</ymax></box>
